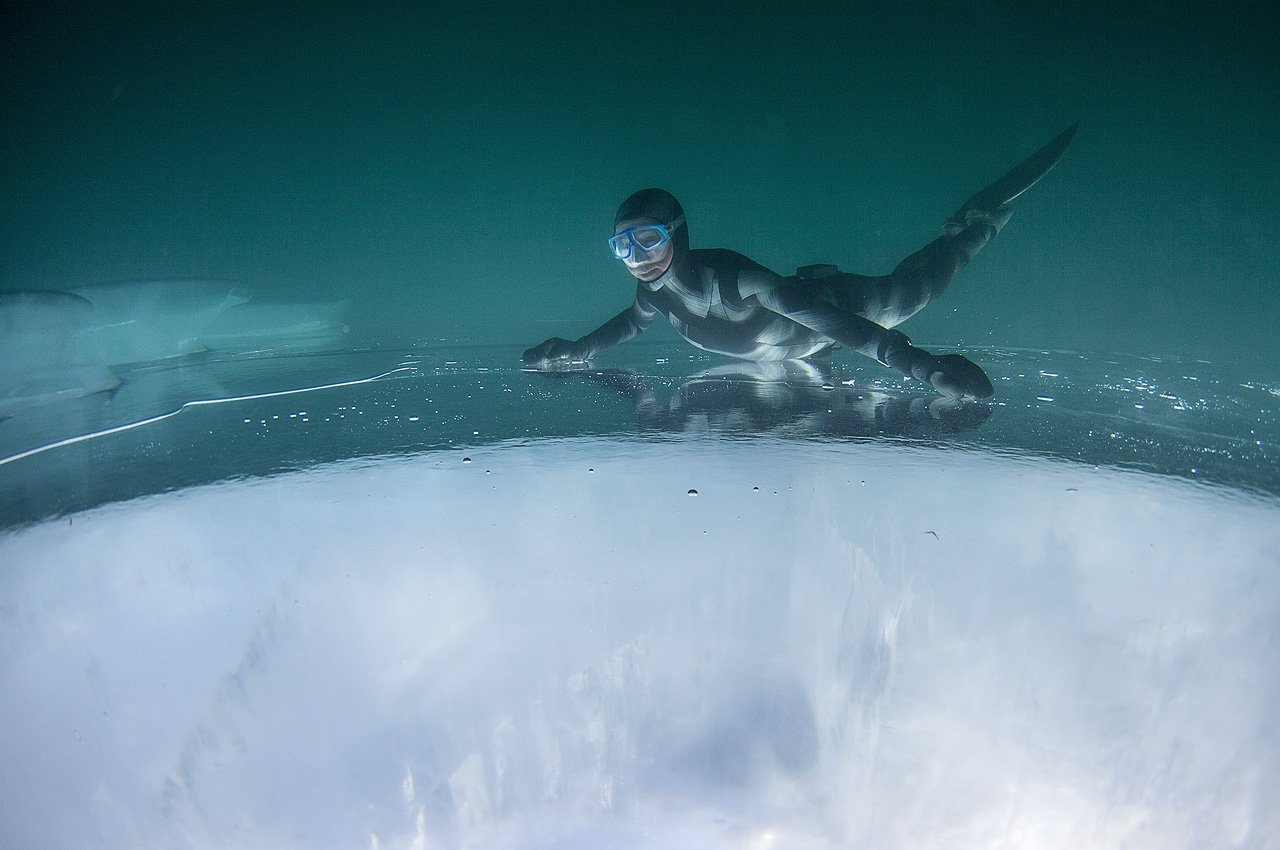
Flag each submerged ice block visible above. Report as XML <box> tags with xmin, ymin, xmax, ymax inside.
<box><xmin>0</xmin><ymin>290</ymin><xmax>121</xmax><ymax>417</ymax></box>
<box><xmin>1</xmin><ymin>280</ymin><xmax>356</xmax><ymax>421</ymax></box>
<box><xmin>199</xmin><ymin>299</ymin><xmax>352</xmax><ymax>354</ymax></box>
<box><xmin>67</xmin><ymin>279</ymin><xmax>249</xmax><ymax>364</ymax></box>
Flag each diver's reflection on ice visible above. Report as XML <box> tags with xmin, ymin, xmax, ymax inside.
<box><xmin>545</xmin><ymin>359</ymin><xmax>991</xmax><ymax>438</ymax></box>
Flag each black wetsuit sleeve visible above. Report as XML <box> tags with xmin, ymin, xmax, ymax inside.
<box><xmin>754</xmin><ymin>282</ymin><xmax>903</xmax><ymax>362</ymax></box>
<box><xmin>752</xmin><ymin>280</ymin><xmax>946</xmax><ymax>379</ymax></box>
<box><xmin>755</xmin><ymin>280</ymin><xmax>991</xmax><ymax>397</ymax></box>
<box><xmin>576</xmin><ymin>290</ymin><xmax>657</xmax><ymax>359</ymax></box>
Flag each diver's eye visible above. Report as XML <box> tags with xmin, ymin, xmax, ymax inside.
<box><xmin>631</xmin><ymin>227</ymin><xmax>666</xmax><ymax>251</ymax></box>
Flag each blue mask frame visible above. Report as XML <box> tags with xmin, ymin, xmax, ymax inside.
<box><xmin>608</xmin><ymin>216</ymin><xmax>685</xmax><ymax>260</ymax></box>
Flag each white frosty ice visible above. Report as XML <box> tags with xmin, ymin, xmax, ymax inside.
<box><xmin>0</xmin><ymin>290</ymin><xmax>121</xmax><ymax>418</ymax></box>
<box><xmin>0</xmin><ymin>440</ymin><xmax>1277</xmax><ymax>849</ymax></box>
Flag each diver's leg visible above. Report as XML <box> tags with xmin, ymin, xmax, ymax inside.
<box><xmin>826</xmin><ymin>206</ymin><xmax>1009</xmax><ymax>329</ymax></box>
<box><xmin>838</xmin><ymin>124</ymin><xmax>1077</xmax><ymax>329</ymax></box>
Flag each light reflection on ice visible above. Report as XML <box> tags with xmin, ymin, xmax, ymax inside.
<box><xmin>1</xmin><ymin>440</ymin><xmax>1277</xmax><ymax>849</ymax></box>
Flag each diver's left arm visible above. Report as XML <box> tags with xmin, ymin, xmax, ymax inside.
<box><xmin>747</xmin><ymin>275</ymin><xmax>994</xmax><ymax>399</ymax></box>
<box><xmin>522</xmin><ymin>294</ymin><xmax>656</xmax><ymax>368</ymax></box>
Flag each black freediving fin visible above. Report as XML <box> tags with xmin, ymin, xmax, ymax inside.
<box><xmin>953</xmin><ymin>122</ymin><xmax>1078</xmax><ymax>218</ymax></box>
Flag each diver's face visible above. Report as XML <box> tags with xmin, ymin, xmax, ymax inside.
<box><xmin>614</xmin><ymin>218</ymin><xmax>675</xmax><ymax>282</ymax></box>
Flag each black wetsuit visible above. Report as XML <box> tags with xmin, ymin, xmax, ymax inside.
<box><xmin>578</xmin><ymin>230</ymin><xmax>991</xmax><ymax>368</ymax></box>
<box><xmin>528</xmin><ymin>192</ymin><xmax>997</xmax><ymax>399</ymax></box>
<box><xmin>525</xmin><ymin>126</ymin><xmax>1077</xmax><ymax>400</ymax></box>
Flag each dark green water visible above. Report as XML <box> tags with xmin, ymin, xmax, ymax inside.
<box><xmin>3</xmin><ymin>6</ymin><xmax>1279</xmax><ymax>848</ymax></box>
<box><xmin>4</xmin><ymin>2</ymin><xmax>1277</xmax><ymax>361</ymax></box>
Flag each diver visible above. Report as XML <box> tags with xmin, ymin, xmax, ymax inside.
<box><xmin>523</xmin><ymin>125</ymin><xmax>1077</xmax><ymax>399</ymax></box>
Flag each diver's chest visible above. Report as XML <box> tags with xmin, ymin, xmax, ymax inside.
<box><xmin>658</xmin><ymin>272</ymin><xmax>754</xmax><ymax>323</ymax></box>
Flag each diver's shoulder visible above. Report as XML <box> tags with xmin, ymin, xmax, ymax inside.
<box><xmin>689</xmin><ymin>248</ymin><xmax>774</xmax><ymax>274</ymax></box>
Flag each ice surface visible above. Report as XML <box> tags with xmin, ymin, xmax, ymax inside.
<box><xmin>2</xmin><ymin>439</ymin><xmax>1277</xmax><ymax>849</ymax></box>
<box><xmin>3</xmin><ymin>344</ymin><xmax>1275</xmax><ymax>524</ymax></box>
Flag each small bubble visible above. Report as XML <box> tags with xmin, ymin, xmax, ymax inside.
<box><xmin>463</xmin><ymin>457</ymin><xmax>472</xmax><ymax>464</ymax></box>
<box><xmin>752</xmin><ymin>486</ymin><xmax>759</xmax><ymax>492</ymax></box>
<box><xmin>588</xmin><ymin>468</ymin><xmax>595</xmax><ymax>473</ymax></box>
<box><xmin>687</xmin><ymin>489</ymin><xmax>699</xmax><ymax>497</ymax></box>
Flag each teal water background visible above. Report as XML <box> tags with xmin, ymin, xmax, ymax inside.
<box><xmin>3</xmin><ymin>7</ymin><xmax>1280</xmax><ymax>845</ymax></box>
<box><xmin>3</xmin><ymin>1</ymin><xmax>1277</xmax><ymax>362</ymax></box>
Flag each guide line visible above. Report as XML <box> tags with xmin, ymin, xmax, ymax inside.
<box><xmin>0</xmin><ymin>367</ymin><xmax>418</xmax><ymax>467</ymax></box>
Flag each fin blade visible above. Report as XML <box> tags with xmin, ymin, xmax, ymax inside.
<box><xmin>955</xmin><ymin>122</ymin><xmax>1078</xmax><ymax>217</ymax></box>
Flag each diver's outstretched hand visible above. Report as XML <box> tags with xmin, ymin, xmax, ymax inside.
<box><xmin>523</xmin><ymin>337</ymin><xmax>588</xmax><ymax>369</ymax></box>
<box><xmin>923</xmin><ymin>354</ymin><xmax>994</xmax><ymax>400</ymax></box>
<box><xmin>880</xmin><ymin>330</ymin><xmax>994</xmax><ymax>400</ymax></box>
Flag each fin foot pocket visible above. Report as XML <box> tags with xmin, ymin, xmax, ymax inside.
<box><xmin>943</xmin><ymin>203</ymin><xmax>1014</xmax><ymax>238</ymax></box>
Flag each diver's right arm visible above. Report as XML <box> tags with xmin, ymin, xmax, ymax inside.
<box><xmin>748</xmin><ymin>274</ymin><xmax>994</xmax><ymax>399</ymax></box>
<box><xmin>523</xmin><ymin>296</ymin><xmax>656</xmax><ymax>368</ymax></box>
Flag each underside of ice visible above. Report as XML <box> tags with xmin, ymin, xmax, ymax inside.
<box><xmin>2</xmin><ymin>440</ymin><xmax>1276</xmax><ymax>849</ymax></box>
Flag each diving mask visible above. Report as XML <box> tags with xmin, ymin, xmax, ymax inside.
<box><xmin>608</xmin><ymin>216</ymin><xmax>684</xmax><ymax>260</ymax></box>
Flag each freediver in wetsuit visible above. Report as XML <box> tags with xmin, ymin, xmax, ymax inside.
<box><xmin>523</xmin><ymin>125</ymin><xmax>1077</xmax><ymax>399</ymax></box>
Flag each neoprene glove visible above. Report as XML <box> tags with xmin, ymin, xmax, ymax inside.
<box><xmin>924</xmin><ymin>354</ymin><xmax>995</xmax><ymax>399</ymax></box>
<box><xmin>522</xmin><ymin>337</ymin><xmax>588</xmax><ymax>368</ymax></box>
<box><xmin>879</xmin><ymin>330</ymin><xmax>994</xmax><ymax>400</ymax></box>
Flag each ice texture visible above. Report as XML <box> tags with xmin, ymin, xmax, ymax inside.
<box><xmin>0</xmin><ymin>282</ymin><xmax>353</xmax><ymax>417</ymax></box>
<box><xmin>199</xmin><ymin>299</ymin><xmax>351</xmax><ymax>354</ymax></box>
<box><xmin>2</xmin><ymin>439</ymin><xmax>1277</xmax><ymax>849</ymax></box>
<box><xmin>67</xmin><ymin>280</ymin><xmax>249</xmax><ymax>364</ymax></box>
<box><xmin>0</xmin><ymin>290</ymin><xmax>120</xmax><ymax>418</ymax></box>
